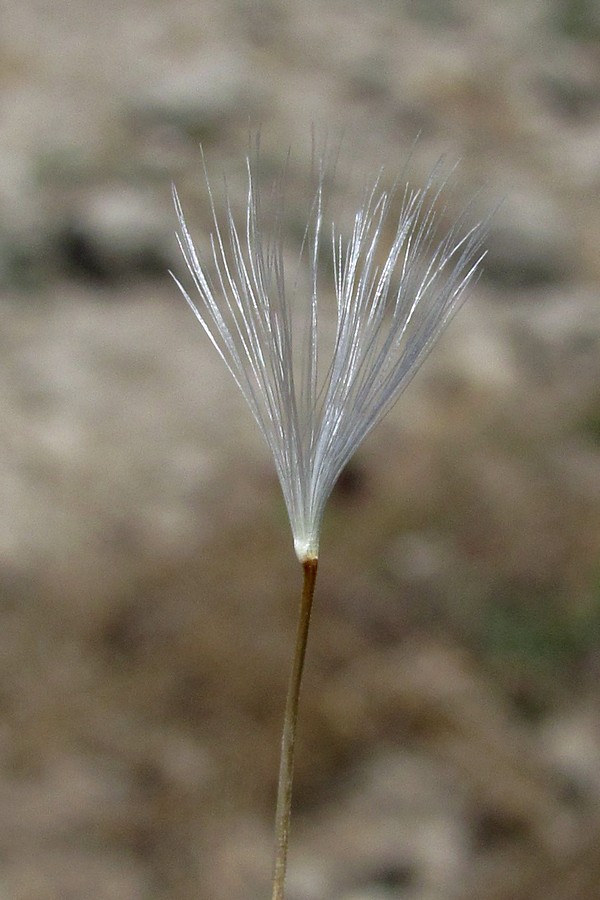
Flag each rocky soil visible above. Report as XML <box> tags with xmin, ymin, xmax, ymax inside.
<box><xmin>1</xmin><ymin>0</ymin><xmax>600</xmax><ymax>898</ymax></box>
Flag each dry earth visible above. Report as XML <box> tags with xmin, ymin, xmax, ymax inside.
<box><xmin>1</xmin><ymin>1</ymin><xmax>600</xmax><ymax>898</ymax></box>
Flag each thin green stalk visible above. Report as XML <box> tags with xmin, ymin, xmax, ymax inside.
<box><xmin>271</xmin><ymin>557</ymin><xmax>318</xmax><ymax>900</ymax></box>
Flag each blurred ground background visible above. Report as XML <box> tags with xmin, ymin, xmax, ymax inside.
<box><xmin>2</xmin><ymin>0</ymin><xmax>600</xmax><ymax>898</ymax></box>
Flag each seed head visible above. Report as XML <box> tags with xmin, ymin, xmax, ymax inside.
<box><xmin>173</xmin><ymin>146</ymin><xmax>487</xmax><ymax>562</ymax></box>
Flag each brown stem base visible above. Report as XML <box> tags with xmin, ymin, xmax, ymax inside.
<box><xmin>271</xmin><ymin>557</ymin><xmax>318</xmax><ymax>900</ymax></box>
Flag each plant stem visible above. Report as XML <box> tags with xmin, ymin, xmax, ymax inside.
<box><xmin>271</xmin><ymin>557</ymin><xmax>319</xmax><ymax>900</ymax></box>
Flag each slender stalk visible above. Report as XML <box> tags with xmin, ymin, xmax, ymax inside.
<box><xmin>272</xmin><ymin>557</ymin><xmax>319</xmax><ymax>900</ymax></box>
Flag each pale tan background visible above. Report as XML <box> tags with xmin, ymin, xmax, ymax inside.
<box><xmin>1</xmin><ymin>0</ymin><xmax>600</xmax><ymax>897</ymax></box>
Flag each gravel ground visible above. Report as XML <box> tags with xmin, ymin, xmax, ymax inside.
<box><xmin>1</xmin><ymin>1</ymin><xmax>600</xmax><ymax>898</ymax></box>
